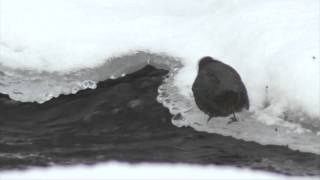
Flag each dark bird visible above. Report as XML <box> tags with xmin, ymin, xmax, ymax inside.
<box><xmin>192</xmin><ymin>56</ymin><xmax>249</xmax><ymax>123</ymax></box>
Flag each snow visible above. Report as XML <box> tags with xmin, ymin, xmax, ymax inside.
<box><xmin>0</xmin><ymin>0</ymin><xmax>319</xmax><ymax>153</ymax></box>
<box><xmin>0</xmin><ymin>0</ymin><xmax>318</xmax><ymax>117</ymax></box>
<box><xmin>0</xmin><ymin>162</ymin><xmax>316</xmax><ymax>180</ymax></box>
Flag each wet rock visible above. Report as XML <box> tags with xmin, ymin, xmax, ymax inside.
<box><xmin>127</xmin><ymin>99</ymin><xmax>142</xmax><ymax>108</ymax></box>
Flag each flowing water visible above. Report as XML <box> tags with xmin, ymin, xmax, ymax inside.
<box><xmin>0</xmin><ymin>65</ymin><xmax>319</xmax><ymax>176</ymax></box>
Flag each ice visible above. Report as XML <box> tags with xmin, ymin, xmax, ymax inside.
<box><xmin>0</xmin><ymin>52</ymin><xmax>170</xmax><ymax>103</ymax></box>
<box><xmin>158</xmin><ymin>67</ymin><xmax>320</xmax><ymax>154</ymax></box>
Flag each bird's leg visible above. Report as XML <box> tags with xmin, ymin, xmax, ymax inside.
<box><xmin>233</xmin><ymin>112</ymin><xmax>237</xmax><ymax>120</ymax></box>
<box><xmin>227</xmin><ymin>112</ymin><xmax>238</xmax><ymax>124</ymax></box>
<box><xmin>206</xmin><ymin>115</ymin><xmax>212</xmax><ymax>125</ymax></box>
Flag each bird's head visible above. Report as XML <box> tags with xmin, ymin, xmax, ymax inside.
<box><xmin>198</xmin><ymin>56</ymin><xmax>221</xmax><ymax>68</ymax></box>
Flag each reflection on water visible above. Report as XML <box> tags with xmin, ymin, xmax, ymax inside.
<box><xmin>0</xmin><ymin>66</ymin><xmax>319</xmax><ymax>176</ymax></box>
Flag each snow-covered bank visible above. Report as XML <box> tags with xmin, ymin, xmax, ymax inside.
<box><xmin>1</xmin><ymin>0</ymin><xmax>318</xmax><ymax>117</ymax></box>
<box><xmin>0</xmin><ymin>0</ymin><xmax>319</xmax><ymax>154</ymax></box>
<box><xmin>0</xmin><ymin>162</ymin><xmax>317</xmax><ymax>180</ymax></box>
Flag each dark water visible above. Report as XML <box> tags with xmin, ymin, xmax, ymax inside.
<box><xmin>0</xmin><ymin>65</ymin><xmax>319</xmax><ymax>176</ymax></box>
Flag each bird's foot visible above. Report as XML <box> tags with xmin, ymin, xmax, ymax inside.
<box><xmin>227</xmin><ymin>113</ymin><xmax>238</xmax><ymax>124</ymax></box>
<box><xmin>227</xmin><ymin>117</ymin><xmax>238</xmax><ymax>124</ymax></box>
<box><xmin>227</xmin><ymin>112</ymin><xmax>239</xmax><ymax>124</ymax></box>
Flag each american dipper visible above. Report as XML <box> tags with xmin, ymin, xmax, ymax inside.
<box><xmin>192</xmin><ymin>56</ymin><xmax>249</xmax><ymax>123</ymax></box>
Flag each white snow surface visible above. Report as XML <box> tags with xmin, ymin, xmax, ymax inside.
<box><xmin>0</xmin><ymin>162</ymin><xmax>317</xmax><ymax>180</ymax></box>
<box><xmin>0</xmin><ymin>0</ymin><xmax>319</xmax><ymax>117</ymax></box>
